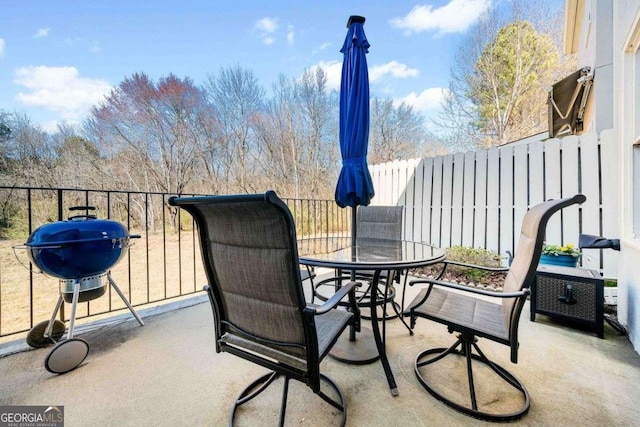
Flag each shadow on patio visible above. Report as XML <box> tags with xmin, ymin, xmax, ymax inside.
<box><xmin>1</xmin><ymin>271</ymin><xmax>639</xmax><ymax>426</ymax></box>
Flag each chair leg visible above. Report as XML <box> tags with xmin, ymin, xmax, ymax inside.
<box><xmin>230</xmin><ymin>372</ymin><xmax>346</xmax><ymax>427</ymax></box>
<box><xmin>414</xmin><ymin>333</ymin><xmax>530</xmax><ymax>422</ymax></box>
<box><xmin>279</xmin><ymin>376</ymin><xmax>289</xmax><ymax>426</ymax></box>
<box><xmin>230</xmin><ymin>371</ymin><xmax>280</xmax><ymax>426</ymax></box>
<box><xmin>317</xmin><ymin>373</ymin><xmax>347</xmax><ymax>426</ymax></box>
<box><xmin>387</xmin><ymin>296</ymin><xmax>414</xmax><ymax>335</ymax></box>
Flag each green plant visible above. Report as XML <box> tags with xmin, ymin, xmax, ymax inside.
<box><xmin>445</xmin><ymin>245</ymin><xmax>503</xmax><ymax>266</ymax></box>
<box><xmin>412</xmin><ymin>245</ymin><xmax>507</xmax><ymax>287</ymax></box>
<box><xmin>541</xmin><ymin>243</ymin><xmax>580</xmax><ymax>257</ymax></box>
<box><xmin>444</xmin><ymin>246</ymin><xmax>504</xmax><ymax>282</ymax></box>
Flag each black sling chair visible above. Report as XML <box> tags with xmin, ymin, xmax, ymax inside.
<box><xmin>169</xmin><ymin>191</ymin><xmax>360</xmax><ymax>426</ymax></box>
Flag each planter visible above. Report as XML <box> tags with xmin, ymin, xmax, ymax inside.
<box><xmin>539</xmin><ymin>254</ymin><xmax>579</xmax><ymax>268</ymax></box>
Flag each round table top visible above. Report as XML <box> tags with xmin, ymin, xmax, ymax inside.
<box><xmin>298</xmin><ymin>236</ymin><xmax>445</xmax><ymax>270</ymax></box>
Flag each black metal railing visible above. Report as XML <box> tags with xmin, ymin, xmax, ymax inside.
<box><xmin>0</xmin><ymin>186</ymin><xmax>350</xmax><ymax>339</ymax></box>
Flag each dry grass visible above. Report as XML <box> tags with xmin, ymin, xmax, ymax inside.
<box><xmin>0</xmin><ymin>231</ymin><xmax>206</xmax><ymax>342</ymax></box>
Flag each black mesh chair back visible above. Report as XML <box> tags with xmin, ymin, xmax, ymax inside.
<box><xmin>169</xmin><ymin>191</ymin><xmax>358</xmax><ymax>426</ymax></box>
<box><xmin>356</xmin><ymin>205</ymin><xmax>403</xmax><ymax>240</ymax></box>
<box><xmin>202</xmin><ymin>195</ymin><xmax>305</xmax><ymax>354</ymax></box>
<box><xmin>353</xmin><ymin>205</ymin><xmax>415</xmax><ymax>332</ymax></box>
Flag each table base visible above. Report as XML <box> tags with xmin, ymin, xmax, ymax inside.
<box><xmin>328</xmin><ymin>326</ymin><xmax>380</xmax><ymax>365</ymax></box>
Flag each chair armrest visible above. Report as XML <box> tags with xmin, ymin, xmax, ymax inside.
<box><xmin>440</xmin><ymin>260</ymin><xmax>510</xmax><ymax>273</ymax></box>
<box><xmin>409</xmin><ymin>278</ymin><xmax>530</xmax><ymax>299</ymax></box>
<box><xmin>309</xmin><ymin>281</ymin><xmax>358</xmax><ymax>315</ymax></box>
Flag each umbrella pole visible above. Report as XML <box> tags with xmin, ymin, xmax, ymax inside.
<box><xmin>349</xmin><ymin>206</ymin><xmax>357</xmax><ymax>340</ymax></box>
<box><xmin>350</xmin><ymin>206</ymin><xmax>357</xmax><ymax>280</ymax></box>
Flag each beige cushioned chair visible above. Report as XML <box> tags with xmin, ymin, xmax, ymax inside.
<box><xmin>405</xmin><ymin>194</ymin><xmax>586</xmax><ymax>422</ymax></box>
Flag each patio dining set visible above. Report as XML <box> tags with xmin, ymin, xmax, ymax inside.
<box><xmin>167</xmin><ymin>190</ymin><xmax>586</xmax><ymax>425</ymax></box>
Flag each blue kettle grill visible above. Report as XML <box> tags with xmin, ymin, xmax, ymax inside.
<box><xmin>22</xmin><ymin>206</ymin><xmax>145</xmax><ymax>373</ymax></box>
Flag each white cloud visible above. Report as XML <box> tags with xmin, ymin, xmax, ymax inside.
<box><xmin>287</xmin><ymin>25</ymin><xmax>294</xmax><ymax>45</ymax></box>
<box><xmin>41</xmin><ymin>119</ymin><xmax>69</xmax><ymax>133</ymax></box>
<box><xmin>255</xmin><ymin>17</ymin><xmax>279</xmax><ymax>45</ymax></box>
<box><xmin>14</xmin><ymin>66</ymin><xmax>112</xmax><ymax>121</ymax></box>
<box><xmin>34</xmin><ymin>28</ymin><xmax>50</xmax><ymax>38</ymax></box>
<box><xmin>369</xmin><ymin>61</ymin><xmax>420</xmax><ymax>82</ymax></box>
<box><xmin>88</xmin><ymin>41</ymin><xmax>101</xmax><ymax>53</ymax></box>
<box><xmin>308</xmin><ymin>60</ymin><xmax>419</xmax><ymax>91</ymax></box>
<box><xmin>308</xmin><ymin>60</ymin><xmax>342</xmax><ymax>90</ymax></box>
<box><xmin>390</xmin><ymin>0</ymin><xmax>491</xmax><ymax>35</ymax></box>
<box><xmin>395</xmin><ymin>88</ymin><xmax>448</xmax><ymax>113</ymax></box>
<box><xmin>0</xmin><ymin>39</ymin><xmax>5</xmax><ymax>58</ymax></box>
<box><xmin>255</xmin><ymin>17</ymin><xmax>278</xmax><ymax>33</ymax></box>
<box><xmin>311</xmin><ymin>42</ymin><xmax>332</xmax><ymax>56</ymax></box>
<box><xmin>63</xmin><ymin>37</ymin><xmax>80</xmax><ymax>46</ymax></box>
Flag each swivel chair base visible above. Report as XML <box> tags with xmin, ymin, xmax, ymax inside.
<box><xmin>414</xmin><ymin>332</ymin><xmax>530</xmax><ymax>422</ymax></box>
<box><xmin>230</xmin><ymin>371</ymin><xmax>346</xmax><ymax>427</ymax></box>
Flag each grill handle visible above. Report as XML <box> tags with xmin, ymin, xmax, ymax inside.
<box><xmin>11</xmin><ymin>244</ymin><xmax>61</xmax><ymax>274</ymax></box>
<box><xmin>68</xmin><ymin>206</ymin><xmax>97</xmax><ymax>220</ymax></box>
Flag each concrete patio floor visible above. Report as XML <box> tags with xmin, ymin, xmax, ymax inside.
<box><xmin>1</xmin><ymin>275</ymin><xmax>639</xmax><ymax>426</ymax></box>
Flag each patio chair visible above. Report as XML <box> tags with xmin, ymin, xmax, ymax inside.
<box><xmin>168</xmin><ymin>191</ymin><xmax>360</xmax><ymax>426</ymax></box>
<box><xmin>353</xmin><ymin>205</ymin><xmax>411</xmax><ymax>329</ymax></box>
<box><xmin>300</xmin><ymin>265</ymin><xmax>317</xmax><ymax>303</ymax></box>
<box><xmin>339</xmin><ymin>206</ymin><xmax>405</xmax><ymax>300</ymax></box>
<box><xmin>319</xmin><ymin>205</ymin><xmax>410</xmax><ymax>332</ymax></box>
<box><xmin>405</xmin><ymin>194</ymin><xmax>586</xmax><ymax>422</ymax></box>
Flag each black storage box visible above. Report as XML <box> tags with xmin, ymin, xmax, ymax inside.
<box><xmin>530</xmin><ymin>265</ymin><xmax>604</xmax><ymax>338</ymax></box>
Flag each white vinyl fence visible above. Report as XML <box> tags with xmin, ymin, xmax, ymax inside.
<box><xmin>369</xmin><ymin>130</ymin><xmax>620</xmax><ymax>278</ymax></box>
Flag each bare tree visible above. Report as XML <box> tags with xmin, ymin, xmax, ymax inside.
<box><xmin>0</xmin><ymin>112</ymin><xmax>54</xmax><ymax>187</ymax></box>
<box><xmin>296</xmin><ymin>68</ymin><xmax>338</xmax><ymax>198</ymax></box>
<box><xmin>252</xmin><ymin>75</ymin><xmax>301</xmax><ymax>196</ymax></box>
<box><xmin>86</xmin><ymin>73</ymin><xmax>208</xmax><ymax>196</ymax></box>
<box><xmin>369</xmin><ymin>98</ymin><xmax>425</xmax><ymax>163</ymax></box>
<box><xmin>204</xmin><ymin>65</ymin><xmax>264</xmax><ymax>192</ymax></box>
<box><xmin>192</xmin><ymin>108</ymin><xmax>229</xmax><ymax>194</ymax></box>
<box><xmin>252</xmin><ymin>69</ymin><xmax>338</xmax><ymax>198</ymax></box>
<box><xmin>49</xmin><ymin>122</ymin><xmax>101</xmax><ymax>189</ymax></box>
<box><xmin>0</xmin><ymin>110</ymin><xmax>12</xmax><ymax>174</ymax></box>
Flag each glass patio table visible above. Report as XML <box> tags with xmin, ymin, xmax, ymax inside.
<box><xmin>298</xmin><ymin>236</ymin><xmax>445</xmax><ymax>396</ymax></box>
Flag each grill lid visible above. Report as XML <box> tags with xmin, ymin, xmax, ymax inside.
<box><xmin>26</xmin><ymin>217</ymin><xmax>131</xmax><ymax>247</ymax></box>
<box><xmin>24</xmin><ymin>206</ymin><xmax>139</xmax><ymax>280</ymax></box>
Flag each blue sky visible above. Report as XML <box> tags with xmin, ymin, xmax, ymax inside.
<box><xmin>0</xmin><ymin>0</ymin><xmax>560</xmax><ymax>131</ymax></box>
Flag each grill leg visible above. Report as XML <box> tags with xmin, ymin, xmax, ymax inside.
<box><xmin>45</xmin><ymin>295</ymin><xmax>64</xmax><ymax>338</ymax></box>
<box><xmin>108</xmin><ymin>273</ymin><xmax>144</xmax><ymax>326</ymax></box>
<box><xmin>67</xmin><ymin>280</ymin><xmax>81</xmax><ymax>339</ymax></box>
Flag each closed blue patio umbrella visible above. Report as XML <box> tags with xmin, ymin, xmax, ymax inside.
<box><xmin>335</xmin><ymin>15</ymin><xmax>374</xmax><ymax>245</ymax></box>
<box><xmin>333</xmin><ymin>16</ymin><xmax>378</xmax><ymax>358</ymax></box>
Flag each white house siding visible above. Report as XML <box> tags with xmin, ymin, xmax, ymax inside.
<box><xmin>557</xmin><ymin>0</ymin><xmax>640</xmax><ymax>352</ymax></box>
<box><xmin>612</xmin><ymin>0</ymin><xmax>640</xmax><ymax>352</ymax></box>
